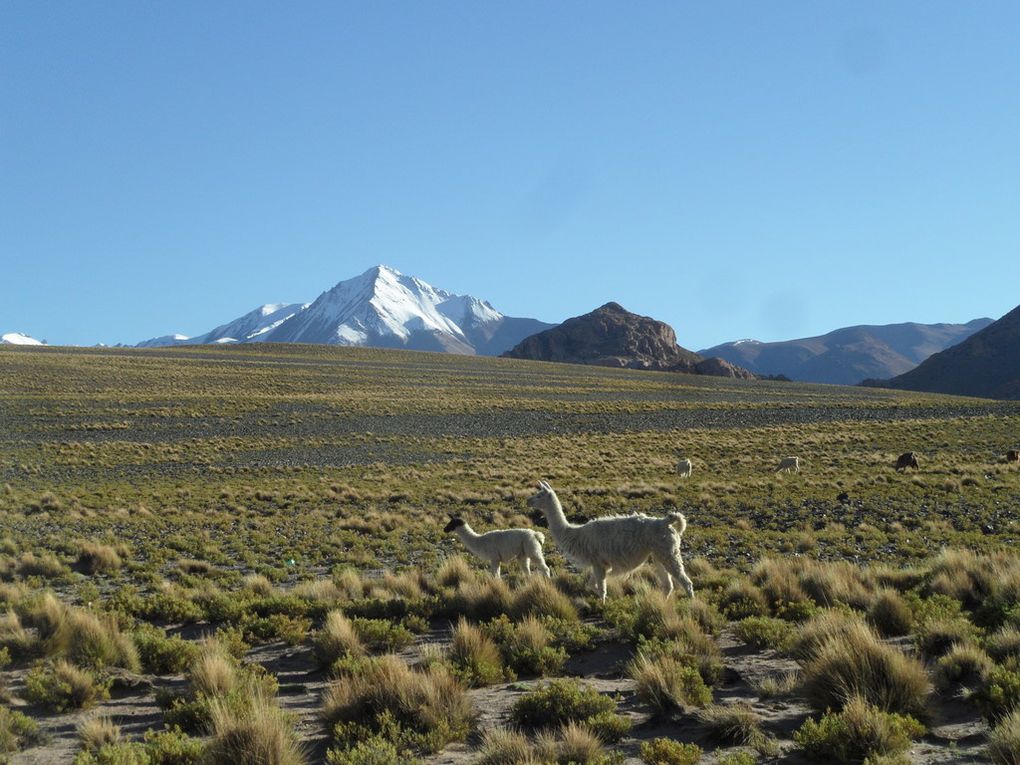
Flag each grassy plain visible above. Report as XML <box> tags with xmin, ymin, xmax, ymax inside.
<box><xmin>1</xmin><ymin>343</ymin><xmax>1020</xmax><ymax>764</ymax></box>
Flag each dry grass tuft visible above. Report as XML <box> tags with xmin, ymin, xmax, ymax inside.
<box><xmin>205</xmin><ymin>688</ymin><xmax>306</xmax><ymax>765</ymax></box>
<box><xmin>988</xmin><ymin>707</ymin><xmax>1020</xmax><ymax>765</ymax></box>
<box><xmin>312</xmin><ymin>611</ymin><xmax>365</xmax><ymax>669</ymax></box>
<box><xmin>78</xmin><ymin>716</ymin><xmax>121</xmax><ymax>752</ymax></box>
<box><xmin>801</xmin><ymin>622</ymin><xmax>930</xmax><ymax>717</ymax></box>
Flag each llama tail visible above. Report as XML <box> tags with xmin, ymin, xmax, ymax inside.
<box><xmin>666</xmin><ymin>511</ymin><xmax>687</xmax><ymax>535</ymax></box>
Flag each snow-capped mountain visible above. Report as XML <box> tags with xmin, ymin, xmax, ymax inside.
<box><xmin>137</xmin><ymin>266</ymin><xmax>553</xmax><ymax>356</ymax></box>
<box><xmin>1</xmin><ymin>332</ymin><xmax>45</xmax><ymax>346</ymax></box>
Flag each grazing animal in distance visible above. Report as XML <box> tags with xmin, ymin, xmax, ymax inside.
<box><xmin>895</xmin><ymin>452</ymin><xmax>920</xmax><ymax>471</ymax></box>
<box><xmin>676</xmin><ymin>458</ymin><xmax>693</xmax><ymax>478</ymax></box>
<box><xmin>837</xmin><ymin>491</ymin><xmax>850</xmax><ymax>504</ymax></box>
<box><xmin>527</xmin><ymin>480</ymin><xmax>693</xmax><ymax>602</ymax></box>
<box><xmin>1007</xmin><ymin>450</ymin><xmax>1020</xmax><ymax>463</ymax></box>
<box><xmin>775</xmin><ymin>456</ymin><xmax>800</xmax><ymax>473</ymax></box>
<box><xmin>443</xmin><ymin>517</ymin><xmax>550</xmax><ymax>578</ymax></box>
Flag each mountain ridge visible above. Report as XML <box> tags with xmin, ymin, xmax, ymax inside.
<box><xmin>879</xmin><ymin>305</ymin><xmax>1020</xmax><ymax>399</ymax></box>
<box><xmin>699</xmin><ymin>318</ymin><xmax>993</xmax><ymax>385</ymax></box>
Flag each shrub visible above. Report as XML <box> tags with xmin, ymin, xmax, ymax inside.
<box><xmin>511</xmin><ymin>578</ymin><xmax>578</xmax><ymax>623</ymax></box>
<box><xmin>142</xmin><ymin>727</ymin><xmax>204</xmax><ymax>765</ymax></box>
<box><xmin>696</xmin><ymin>702</ymin><xmax>774</xmax><ymax>754</ymax></box>
<box><xmin>988</xmin><ymin>626</ymin><xmax>1020</xmax><ymax>662</ymax></box>
<box><xmin>733</xmin><ymin>616</ymin><xmax>796</xmax><ymax>651</ymax></box>
<box><xmin>639</xmin><ymin>737</ymin><xmax>702</xmax><ymax>765</ymax></box>
<box><xmin>327</xmin><ymin>736</ymin><xmax>407</xmax><ymax>765</ymax></box>
<box><xmin>791</xmin><ymin>609</ymin><xmax>868</xmax><ymax>661</ymax></box>
<box><xmin>794</xmin><ymin>696</ymin><xmax>925</xmax><ymax>763</ymax></box>
<box><xmin>242</xmin><ymin>613</ymin><xmax>312</xmax><ymax>646</ymax></box>
<box><xmin>868</xmin><ymin>590</ymin><xmax>914</xmax><ymax>637</ymax></box>
<box><xmin>484</xmin><ymin>615</ymin><xmax>567</xmax><ymax>677</ymax></box>
<box><xmin>313</xmin><ymin>611</ymin><xmax>366</xmax><ymax>668</ymax></box>
<box><xmin>537</xmin><ymin>722</ymin><xmax>612</xmax><ymax>765</ymax></box>
<box><xmin>351</xmin><ymin>618</ymin><xmax>413</xmax><ymax>653</ymax></box>
<box><xmin>915</xmin><ymin>617</ymin><xmax>981</xmax><ymax>660</ymax></box>
<box><xmin>16</xmin><ymin>552</ymin><xmax>68</xmax><ymax>579</ymax></box>
<box><xmin>133</xmin><ymin>624</ymin><xmax>198</xmax><ymax>674</ymax></box>
<box><xmin>630</xmin><ymin>652</ymin><xmax>711</xmax><ymax>712</ymax></box>
<box><xmin>0</xmin><ymin>610</ymin><xmax>37</xmax><ymax>657</ymax></box>
<box><xmin>52</xmin><ymin>609</ymin><xmax>140</xmax><ymax>672</ymax></box>
<box><xmin>448</xmin><ymin>618</ymin><xmax>509</xmax><ymax>687</ymax></box>
<box><xmin>0</xmin><ymin>706</ymin><xmax>41</xmax><ymax>755</ymax></box>
<box><xmin>988</xmin><ymin>706</ymin><xmax>1020</xmax><ymax>765</ymax></box>
<box><xmin>24</xmin><ymin>659</ymin><xmax>111</xmax><ymax>711</ymax></box>
<box><xmin>934</xmin><ymin>643</ymin><xmax>993</xmax><ymax>689</ymax></box>
<box><xmin>445</xmin><ymin>577</ymin><xmax>512</xmax><ymax>621</ymax></box>
<box><xmin>975</xmin><ymin>663</ymin><xmax>1020</xmax><ymax>721</ymax></box>
<box><xmin>79</xmin><ymin>715</ymin><xmax>121</xmax><ymax>752</ymax></box>
<box><xmin>511</xmin><ymin>678</ymin><xmax>629</xmax><ymax>740</ymax></box>
<box><xmin>77</xmin><ymin>543</ymin><xmax>123</xmax><ymax>575</ymax></box>
<box><xmin>205</xmin><ymin>689</ymin><xmax>305</xmax><ymax>765</ymax></box>
<box><xmin>477</xmin><ymin>728</ymin><xmax>536</xmax><ymax>765</ymax></box>
<box><xmin>717</xmin><ymin>580</ymin><xmax>769</xmax><ymax>620</ymax></box>
<box><xmin>321</xmin><ymin>655</ymin><xmax>472</xmax><ymax>753</ymax></box>
<box><xmin>801</xmin><ymin>622</ymin><xmax>930</xmax><ymax>717</ymax></box>
<box><xmin>73</xmin><ymin>743</ymin><xmax>149</xmax><ymax>765</ymax></box>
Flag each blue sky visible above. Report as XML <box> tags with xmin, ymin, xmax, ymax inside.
<box><xmin>2</xmin><ymin>2</ymin><xmax>1018</xmax><ymax>348</ymax></box>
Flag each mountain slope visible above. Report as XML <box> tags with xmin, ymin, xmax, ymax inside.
<box><xmin>882</xmin><ymin>305</ymin><xmax>1020</xmax><ymax>399</ymax></box>
<box><xmin>137</xmin><ymin>266</ymin><xmax>553</xmax><ymax>356</ymax></box>
<box><xmin>1</xmin><ymin>332</ymin><xmax>44</xmax><ymax>346</ymax></box>
<box><xmin>503</xmin><ymin>302</ymin><xmax>753</xmax><ymax>379</ymax></box>
<box><xmin>700</xmin><ymin>319</ymin><xmax>993</xmax><ymax>385</ymax></box>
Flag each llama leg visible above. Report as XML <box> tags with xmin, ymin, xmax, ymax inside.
<box><xmin>534</xmin><ymin>555</ymin><xmax>552</xmax><ymax>578</ymax></box>
<box><xmin>589</xmin><ymin>566</ymin><xmax>608</xmax><ymax>602</ymax></box>
<box><xmin>654</xmin><ymin>562</ymin><xmax>674</xmax><ymax>597</ymax></box>
<box><xmin>663</xmin><ymin>554</ymin><xmax>694</xmax><ymax>598</ymax></box>
<box><xmin>490</xmin><ymin>561</ymin><xmax>502</xmax><ymax>578</ymax></box>
<box><xmin>524</xmin><ymin>557</ymin><xmax>532</xmax><ymax>576</ymax></box>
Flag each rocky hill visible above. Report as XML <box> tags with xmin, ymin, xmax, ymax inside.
<box><xmin>502</xmin><ymin>302</ymin><xmax>753</xmax><ymax>379</ymax></box>
<box><xmin>700</xmin><ymin>319</ymin><xmax>992</xmax><ymax>386</ymax></box>
<box><xmin>879</xmin><ymin>304</ymin><xmax>1020</xmax><ymax>399</ymax></box>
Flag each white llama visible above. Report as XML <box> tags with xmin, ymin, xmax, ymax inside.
<box><xmin>527</xmin><ymin>481</ymin><xmax>694</xmax><ymax>601</ymax></box>
<box><xmin>443</xmin><ymin>516</ymin><xmax>551</xmax><ymax>578</ymax></box>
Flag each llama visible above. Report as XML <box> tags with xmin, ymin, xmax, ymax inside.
<box><xmin>527</xmin><ymin>481</ymin><xmax>693</xmax><ymax>601</ymax></box>
<box><xmin>895</xmin><ymin>452</ymin><xmax>920</xmax><ymax>471</ymax></box>
<box><xmin>443</xmin><ymin>517</ymin><xmax>551</xmax><ymax>578</ymax></box>
<box><xmin>677</xmin><ymin>458</ymin><xmax>693</xmax><ymax>478</ymax></box>
<box><xmin>775</xmin><ymin>456</ymin><xmax>800</xmax><ymax>473</ymax></box>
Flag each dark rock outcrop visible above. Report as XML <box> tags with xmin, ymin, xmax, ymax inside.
<box><xmin>503</xmin><ymin>302</ymin><xmax>754</xmax><ymax>379</ymax></box>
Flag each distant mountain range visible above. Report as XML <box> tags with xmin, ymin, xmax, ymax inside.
<box><xmin>879</xmin><ymin>305</ymin><xmax>1020</xmax><ymax>400</ymax></box>
<box><xmin>699</xmin><ymin>319</ymin><xmax>993</xmax><ymax>386</ymax></box>
<box><xmin>135</xmin><ymin>266</ymin><xmax>553</xmax><ymax>356</ymax></box>
<box><xmin>502</xmin><ymin>302</ymin><xmax>754</xmax><ymax>379</ymax></box>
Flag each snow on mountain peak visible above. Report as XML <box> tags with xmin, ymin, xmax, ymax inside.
<box><xmin>2</xmin><ymin>332</ymin><xmax>45</xmax><ymax>346</ymax></box>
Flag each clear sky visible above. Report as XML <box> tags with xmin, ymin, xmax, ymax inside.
<box><xmin>2</xmin><ymin>2</ymin><xmax>1018</xmax><ymax>349</ymax></box>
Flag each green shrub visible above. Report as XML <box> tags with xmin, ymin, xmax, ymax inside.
<box><xmin>73</xmin><ymin>743</ymin><xmax>149</xmax><ymax>765</ymax></box>
<box><xmin>327</xmin><ymin>736</ymin><xmax>407</xmax><ymax>765</ymax></box>
<box><xmin>718</xmin><ymin>580</ymin><xmax>769</xmax><ymax>620</ymax></box>
<box><xmin>25</xmin><ymin>659</ymin><xmax>111</xmax><ymax>711</ymax></box>
<box><xmin>241</xmin><ymin>613</ymin><xmax>312</xmax><ymax>646</ymax></box>
<box><xmin>639</xmin><ymin>737</ymin><xmax>702</xmax><ymax>765</ymax></box>
<box><xmin>484</xmin><ymin>615</ymin><xmax>567</xmax><ymax>677</ymax></box>
<box><xmin>142</xmin><ymin>727</ymin><xmax>204</xmax><ymax>765</ymax></box>
<box><xmin>630</xmin><ymin>652</ymin><xmax>711</xmax><ymax>712</ymax></box>
<box><xmin>975</xmin><ymin>662</ymin><xmax>1020</xmax><ymax>721</ymax></box>
<box><xmin>0</xmin><ymin>706</ymin><xmax>41</xmax><ymax>755</ymax></box>
<box><xmin>133</xmin><ymin>625</ymin><xmax>198</xmax><ymax>674</ymax></box>
<box><xmin>351</xmin><ymin>618</ymin><xmax>414</xmax><ymax>652</ymax></box>
<box><xmin>321</xmin><ymin>655</ymin><xmax>472</xmax><ymax>754</ymax></box>
<box><xmin>733</xmin><ymin>616</ymin><xmax>796</xmax><ymax>651</ymax></box>
<box><xmin>794</xmin><ymin>696</ymin><xmax>925</xmax><ymax>763</ymax></box>
<box><xmin>511</xmin><ymin>679</ymin><xmax>629</xmax><ymax>740</ymax></box>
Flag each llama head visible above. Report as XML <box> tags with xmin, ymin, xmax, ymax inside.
<box><xmin>443</xmin><ymin>517</ymin><xmax>466</xmax><ymax>533</ymax></box>
<box><xmin>526</xmin><ymin>481</ymin><xmax>556</xmax><ymax>525</ymax></box>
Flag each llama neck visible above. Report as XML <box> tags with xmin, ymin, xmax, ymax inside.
<box><xmin>454</xmin><ymin>524</ymin><xmax>483</xmax><ymax>552</ymax></box>
<box><xmin>544</xmin><ymin>495</ymin><xmax>573</xmax><ymax>532</ymax></box>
